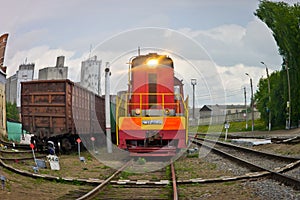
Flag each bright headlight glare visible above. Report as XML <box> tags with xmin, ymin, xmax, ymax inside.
<box><xmin>146</xmin><ymin>59</ymin><xmax>158</xmax><ymax>67</ymax></box>
<box><xmin>165</xmin><ymin>109</ymin><xmax>170</xmax><ymax>115</ymax></box>
<box><xmin>135</xmin><ymin>108</ymin><xmax>141</xmax><ymax>115</ymax></box>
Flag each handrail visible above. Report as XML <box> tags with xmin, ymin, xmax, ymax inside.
<box><xmin>116</xmin><ymin>92</ymin><xmax>188</xmax><ymax>118</ymax></box>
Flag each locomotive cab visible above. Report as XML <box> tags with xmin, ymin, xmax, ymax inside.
<box><xmin>116</xmin><ymin>53</ymin><xmax>188</xmax><ymax>156</ymax></box>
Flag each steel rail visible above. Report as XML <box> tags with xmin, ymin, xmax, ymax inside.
<box><xmin>0</xmin><ymin>155</ymin><xmax>45</xmax><ymax>161</ymax></box>
<box><xmin>0</xmin><ymin>149</ymin><xmax>32</xmax><ymax>154</ymax></box>
<box><xmin>192</xmin><ymin>139</ymin><xmax>300</xmax><ymax>190</ymax></box>
<box><xmin>193</xmin><ymin>136</ymin><xmax>300</xmax><ymax>161</ymax></box>
<box><xmin>76</xmin><ymin>159</ymin><xmax>133</xmax><ymax>200</ymax></box>
<box><xmin>0</xmin><ymin>148</ymin><xmax>46</xmax><ymax>160</ymax></box>
<box><xmin>171</xmin><ymin>163</ymin><xmax>178</xmax><ymax>200</ymax></box>
<box><xmin>0</xmin><ymin>138</ymin><xmax>31</xmax><ymax>150</ymax></box>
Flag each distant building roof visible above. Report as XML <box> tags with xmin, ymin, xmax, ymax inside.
<box><xmin>200</xmin><ymin>104</ymin><xmax>248</xmax><ymax>112</ymax></box>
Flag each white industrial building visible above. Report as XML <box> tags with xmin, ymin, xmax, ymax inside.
<box><xmin>39</xmin><ymin>56</ymin><xmax>68</xmax><ymax>80</ymax></box>
<box><xmin>5</xmin><ymin>74</ymin><xmax>17</xmax><ymax>103</ymax></box>
<box><xmin>6</xmin><ymin>63</ymin><xmax>35</xmax><ymax>107</ymax></box>
<box><xmin>80</xmin><ymin>55</ymin><xmax>102</xmax><ymax>95</ymax></box>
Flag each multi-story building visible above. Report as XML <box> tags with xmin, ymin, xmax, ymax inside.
<box><xmin>6</xmin><ymin>63</ymin><xmax>35</xmax><ymax>107</ymax></box>
<box><xmin>39</xmin><ymin>56</ymin><xmax>68</xmax><ymax>80</ymax></box>
<box><xmin>80</xmin><ymin>56</ymin><xmax>102</xmax><ymax>95</ymax></box>
<box><xmin>5</xmin><ymin>74</ymin><xmax>17</xmax><ymax>104</ymax></box>
<box><xmin>16</xmin><ymin>64</ymin><xmax>34</xmax><ymax>107</ymax></box>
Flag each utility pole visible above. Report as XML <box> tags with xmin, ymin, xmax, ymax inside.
<box><xmin>245</xmin><ymin>73</ymin><xmax>254</xmax><ymax>132</ymax></box>
<box><xmin>286</xmin><ymin>63</ymin><xmax>291</xmax><ymax>129</ymax></box>
<box><xmin>261</xmin><ymin>62</ymin><xmax>271</xmax><ymax>131</ymax></box>
<box><xmin>191</xmin><ymin>78</ymin><xmax>197</xmax><ymax>119</ymax></box>
<box><xmin>244</xmin><ymin>87</ymin><xmax>248</xmax><ymax>130</ymax></box>
<box><xmin>105</xmin><ymin>62</ymin><xmax>112</xmax><ymax>153</ymax></box>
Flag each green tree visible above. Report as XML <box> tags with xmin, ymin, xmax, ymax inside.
<box><xmin>6</xmin><ymin>102</ymin><xmax>19</xmax><ymax>121</ymax></box>
<box><xmin>255</xmin><ymin>71</ymin><xmax>286</xmax><ymax>129</ymax></box>
<box><xmin>255</xmin><ymin>0</ymin><xmax>300</xmax><ymax>128</ymax></box>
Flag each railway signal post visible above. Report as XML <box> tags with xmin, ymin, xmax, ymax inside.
<box><xmin>105</xmin><ymin>64</ymin><xmax>112</xmax><ymax>153</ymax></box>
<box><xmin>91</xmin><ymin>136</ymin><xmax>97</xmax><ymax>154</ymax></box>
<box><xmin>30</xmin><ymin>143</ymin><xmax>38</xmax><ymax>167</ymax></box>
<box><xmin>224</xmin><ymin>122</ymin><xmax>230</xmax><ymax>141</ymax></box>
<box><xmin>77</xmin><ymin>138</ymin><xmax>85</xmax><ymax>162</ymax></box>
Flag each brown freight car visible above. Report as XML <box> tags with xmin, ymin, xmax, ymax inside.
<box><xmin>21</xmin><ymin>79</ymin><xmax>106</xmax><ymax>152</ymax></box>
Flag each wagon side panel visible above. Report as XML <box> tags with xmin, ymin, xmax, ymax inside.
<box><xmin>21</xmin><ymin>80</ymin><xmax>72</xmax><ymax>139</ymax></box>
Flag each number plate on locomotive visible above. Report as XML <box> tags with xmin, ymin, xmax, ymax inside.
<box><xmin>142</xmin><ymin>120</ymin><xmax>163</xmax><ymax>125</ymax></box>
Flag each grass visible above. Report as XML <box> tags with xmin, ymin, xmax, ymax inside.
<box><xmin>97</xmin><ymin>165</ymin><xmax>110</xmax><ymax>169</ymax></box>
<box><xmin>34</xmin><ymin>178</ymin><xmax>46</xmax><ymax>184</ymax></box>
<box><xmin>119</xmin><ymin>171</ymin><xmax>135</xmax><ymax>180</ymax></box>
<box><xmin>137</xmin><ymin>157</ymin><xmax>146</xmax><ymax>165</ymax></box>
<box><xmin>223</xmin><ymin>181</ymin><xmax>236</xmax><ymax>186</ymax></box>
<box><xmin>165</xmin><ymin>165</ymin><xmax>170</xmax><ymax>176</ymax></box>
<box><xmin>190</xmin><ymin>119</ymin><xmax>268</xmax><ymax>133</ymax></box>
<box><xmin>186</xmin><ymin>153</ymin><xmax>199</xmax><ymax>158</ymax></box>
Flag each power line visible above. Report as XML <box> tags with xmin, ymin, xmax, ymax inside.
<box><xmin>194</xmin><ymin>88</ymin><xmax>244</xmax><ymax>100</ymax></box>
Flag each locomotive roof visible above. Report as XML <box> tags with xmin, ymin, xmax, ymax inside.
<box><xmin>131</xmin><ymin>53</ymin><xmax>174</xmax><ymax>68</ymax></box>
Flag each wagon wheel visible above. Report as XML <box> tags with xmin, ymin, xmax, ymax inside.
<box><xmin>61</xmin><ymin>138</ymin><xmax>72</xmax><ymax>151</ymax></box>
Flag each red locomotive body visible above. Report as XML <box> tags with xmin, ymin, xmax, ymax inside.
<box><xmin>116</xmin><ymin>53</ymin><xmax>188</xmax><ymax>156</ymax></box>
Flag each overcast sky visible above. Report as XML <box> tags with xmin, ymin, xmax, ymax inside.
<box><xmin>1</xmin><ymin>0</ymin><xmax>297</xmax><ymax>107</ymax></box>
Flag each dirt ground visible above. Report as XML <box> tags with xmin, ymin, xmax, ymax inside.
<box><xmin>178</xmin><ymin>181</ymin><xmax>261</xmax><ymax>200</ymax></box>
<box><xmin>6</xmin><ymin>151</ymin><xmax>116</xmax><ymax>180</ymax></box>
<box><xmin>253</xmin><ymin>142</ymin><xmax>300</xmax><ymax>156</ymax></box>
<box><xmin>1</xmin><ymin>135</ymin><xmax>300</xmax><ymax>199</ymax></box>
<box><xmin>175</xmin><ymin>153</ymin><xmax>234</xmax><ymax>180</ymax></box>
<box><xmin>0</xmin><ymin>150</ymin><xmax>259</xmax><ymax>200</ymax></box>
<box><xmin>0</xmin><ymin>165</ymin><xmax>94</xmax><ymax>200</ymax></box>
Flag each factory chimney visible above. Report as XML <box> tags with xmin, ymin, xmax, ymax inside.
<box><xmin>56</xmin><ymin>56</ymin><xmax>65</xmax><ymax>68</ymax></box>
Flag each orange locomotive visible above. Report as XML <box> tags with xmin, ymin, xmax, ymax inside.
<box><xmin>116</xmin><ymin>53</ymin><xmax>188</xmax><ymax>156</ymax></box>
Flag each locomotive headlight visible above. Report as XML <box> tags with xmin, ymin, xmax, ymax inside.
<box><xmin>146</xmin><ymin>59</ymin><xmax>158</xmax><ymax>67</ymax></box>
<box><xmin>165</xmin><ymin>108</ymin><xmax>170</xmax><ymax>115</ymax></box>
<box><xmin>135</xmin><ymin>108</ymin><xmax>141</xmax><ymax>115</ymax></box>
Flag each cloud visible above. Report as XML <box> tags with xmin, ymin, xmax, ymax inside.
<box><xmin>6</xmin><ymin>29</ymin><xmax>49</xmax><ymax>56</ymax></box>
<box><xmin>183</xmin><ymin>24</ymin><xmax>246</xmax><ymax>45</ymax></box>
<box><xmin>1</xmin><ymin>1</ymin><xmax>84</xmax><ymax>27</ymax></box>
<box><xmin>6</xmin><ymin>46</ymin><xmax>80</xmax><ymax>79</ymax></box>
<box><xmin>178</xmin><ymin>19</ymin><xmax>282</xmax><ymax>69</ymax></box>
<box><xmin>135</xmin><ymin>14</ymin><xmax>170</xmax><ymax>28</ymax></box>
<box><xmin>241</xmin><ymin>19</ymin><xmax>282</xmax><ymax>68</ymax></box>
<box><xmin>3</xmin><ymin>15</ymin><xmax>283</xmax><ymax>106</ymax></box>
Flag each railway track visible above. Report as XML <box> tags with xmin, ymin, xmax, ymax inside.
<box><xmin>195</xmin><ymin>132</ymin><xmax>300</xmax><ymax>143</ymax></box>
<box><xmin>76</xmin><ymin>160</ymin><xmax>133</xmax><ymax>200</ymax></box>
<box><xmin>0</xmin><ymin>148</ymin><xmax>46</xmax><ymax>161</ymax></box>
<box><xmin>197</xmin><ymin>137</ymin><xmax>300</xmax><ymax>168</ymax></box>
<box><xmin>5</xmin><ymin>136</ymin><xmax>300</xmax><ymax>199</ymax></box>
<box><xmin>0</xmin><ymin>138</ymin><xmax>31</xmax><ymax>150</ymax></box>
<box><xmin>0</xmin><ymin>150</ymin><xmax>179</xmax><ymax>200</ymax></box>
<box><xmin>192</xmin><ymin>137</ymin><xmax>300</xmax><ymax>190</ymax></box>
<box><xmin>92</xmin><ymin>161</ymin><xmax>178</xmax><ymax>200</ymax></box>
